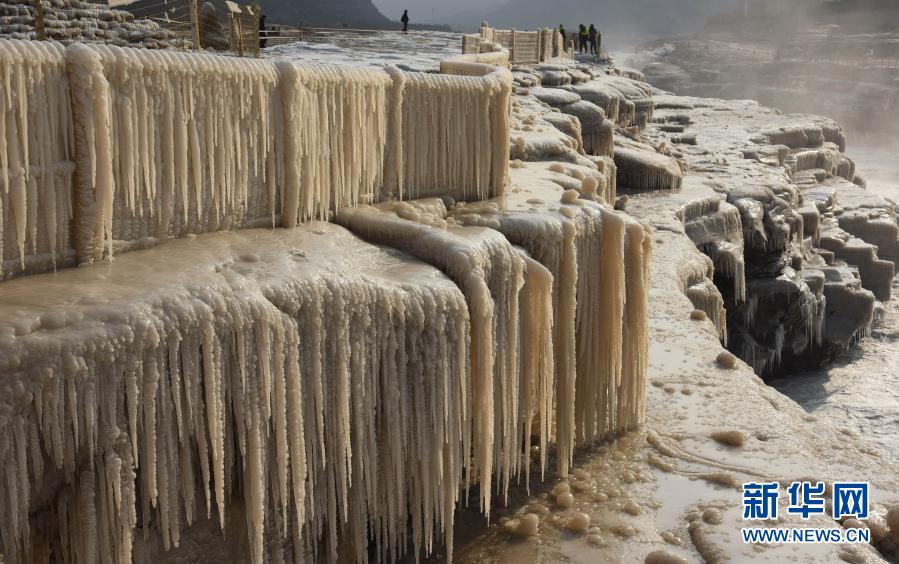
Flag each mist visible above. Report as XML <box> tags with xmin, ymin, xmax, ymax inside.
<box><xmin>374</xmin><ymin>0</ymin><xmax>740</xmax><ymax>37</ymax></box>
<box><xmin>625</xmin><ymin>0</ymin><xmax>899</xmax><ymax>201</ymax></box>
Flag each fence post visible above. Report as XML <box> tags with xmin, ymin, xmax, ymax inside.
<box><xmin>538</xmin><ymin>29</ymin><xmax>544</xmax><ymax>62</ymax></box>
<box><xmin>252</xmin><ymin>2</ymin><xmax>260</xmax><ymax>57</ymax></box>
<box><xmin>511</xmin><ymin>29</ymin><xmax>517</xmax><ymax>65</ymax></box>
<box><xmin>32</xmin><ymin>0</ymin><xmax>46</xmax><ymax>40</ymax></box>
<box><xmin>190</xmin><ymin>0</ymin><xmax>201</xmax><ymax>50</ymax></box>
<box><xmin>236</xmin><ymin>16</ymin><xmax>244</xmax><ymax>56</ymax></box>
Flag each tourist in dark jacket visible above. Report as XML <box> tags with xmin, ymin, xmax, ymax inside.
<box><xmin>259</xmin><ymin>14</ymin><xmax>267</xmax><ymax>49</ymax></box>
<box><xmin>588</xmin><ymin>24</ymin><xmax>598</xmax><ymax>55</ymax></box>
<box><xmin>401</xmin><ymin>10</ymin><xmax>409</xmax><ymax>33</ymax></box>
<box><xmin>558</xmin><ymin>24</ymin><xmax>566</xmax><ymax>45</ymax></box>
<box><xmin>578</xmin><ymin>24</ymin><xmax>588</xmax><ymax>53</ymax></box>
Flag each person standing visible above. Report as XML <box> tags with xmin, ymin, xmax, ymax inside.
<box><xmin>588</xmin><ymin>23</ymin><xmax>598</xmax><ymax>55</ymax></box>
<box><xmin>578</xmin><ymin>24</ymin><xmax>588</xmax><ymax>53</ymax></box>
<box><xmin>558</xmin><ymin>24</ymin><xmax>566</xmax><ymax>45</ymax></box>
<box><xmin>401</xmin><ymin>10</ymin><xmax>409</xmax><ymax>33</ymax></box>
<box><xmin>259</xmin><ymin>13</ymin><xmax>267</xmax><ymax>49</ymax></box>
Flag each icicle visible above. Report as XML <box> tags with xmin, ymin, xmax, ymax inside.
<box><xmin>619</xmin><ymin>222</ymin><xmax>652</xmax><ymax>429</ymax></box>
<box><xmin>575</xmin><ymin>208</ymin><xmax>625</xmax><ymax>444</ymax></box>
<box><xmin>336</xmin><ymin>205</ymin><xmax>526</xmax><ymax>518</ymax></box>
<box><xmin>556</xmin><ymin>217</ymin><xmax>578</xmax><ymax>476</ymax></box>
<box><xmin>517</xmin><ymin>252</ymin><xmax>554</xmax><ymax>488</ymax></box>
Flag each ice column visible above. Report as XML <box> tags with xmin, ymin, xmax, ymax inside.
<box><xmin>0</xmin><ymin>39</ymin><xmax>74</xmax><ymax>278</ymax></box>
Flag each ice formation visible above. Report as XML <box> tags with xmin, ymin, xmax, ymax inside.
<box><xmin>337</xmin><ymin>203</ymin><xmax>530</xmax><ymax>516</ymax></box>
<box><xmin>4</xmin><ymin>21</ymin><xmax>897</xmax><ymax>564</ymax></box>
<box><xmin>0</xmin><ymin>40</ymin><xmax>513</xmax><ymax>270</ymax></box>
<box><xmin>393</xmin><ymin>69</ymin><xmax>511</xmax><ymax>201</ymax></box>
<box><xmin>0</xmin><ymin>224</ymin><xmax>479</xmax><ymax>564</ymax></box>
<box><xmin>440</xmin><ymin>35</ymin><xmax>899</xmax><ymax>564</ymax></box>
<box><xmin>278</xmin><ymin>63</ymin><xmax>391</xmax><ymax>225</ymax></box>
<box><xmin>449</xmin><ymin>186</ymin><xmax>651</xmax><ymax>477</ymax></box>
<box><xmin>67</xmin><ymin>44</ymin><xmax>284</xmax><ymax>260</ymax></box>
<box><xmin>0</xmin><ymin>39</ymin><xmax>73</xmax><ymax>278</ymax></box>
<box><xmin>613</xmin><ymin>144</ymin><xmax>683</xmax><ymax>192</ymax></box>
<box><xmin>629</xmin><ymin>83</ymin><xmax>896</xmax><ymax>376</ymax></box>
<box><xmin>0</xmin><ymin>40</ymin><xmax>656</xmax><ymax>564</ymax></box>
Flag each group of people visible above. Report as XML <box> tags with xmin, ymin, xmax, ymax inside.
<box><xmin>558</xmin><ymin>23</ymin><xmax>600</xmax><ymax>55</ymax></box>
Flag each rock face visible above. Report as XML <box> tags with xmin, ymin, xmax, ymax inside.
<box><xmin>634</xmin><ymin>24</ymin><xmax>899</xmax><ymax>380</ymax></box>
<box><xmin>258</xmin><ymin>0</ymin><xmax>391</xmax><ymax>27</ymax></box>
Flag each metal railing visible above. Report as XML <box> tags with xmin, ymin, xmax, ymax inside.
<box><xmin>261</xmin><ymin>25</ymin><xmax>303</xmax><ymax>48</ymax></box>
<box><xmin>464</xmin><ymin>23</ymin><xmax>570</xmax><ymax>64</ymax></box>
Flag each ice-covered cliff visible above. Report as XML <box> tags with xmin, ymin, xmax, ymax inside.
<box><xmin>0</xmin><ymin>39</ymin><xmax>654</xmax><ymax>563</ymax></box>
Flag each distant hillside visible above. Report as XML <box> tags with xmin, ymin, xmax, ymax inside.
<box><xmin>260</xmin><ymin>0</ymin><xmax>392</xmax><ymax>27</ymax></box>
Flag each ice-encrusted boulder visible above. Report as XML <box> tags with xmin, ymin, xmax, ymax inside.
<box><xmin>613</xmin><ymin>137</ymin><xmax>683</xmax><ymax>192</ymax></box>
<box><xmin>529</xmin><ymin>87</ymin><xmax>612</xmax><ymax>155</ymax></box>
